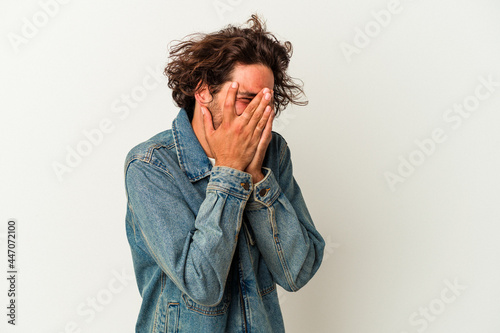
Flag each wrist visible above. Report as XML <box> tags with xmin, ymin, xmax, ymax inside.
<box><xmin>214</xmin><ymin>160</ymin><xmax>246</xmax><ymax>171</ymax></box>
<box><xmin>250</xmin><ymin>170</ymin><xmax>264</xmax><ymax>183</ymax></box>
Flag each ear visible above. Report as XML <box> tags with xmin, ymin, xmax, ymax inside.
<box><xmin>194</xmin><ymin>81</ymin><xmax>212</xmax><ymax>106</ymax></box>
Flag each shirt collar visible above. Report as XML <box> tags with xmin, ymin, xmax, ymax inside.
<box><xmin>172</xmin><ymin>108</ymin><xmax>212</xmax><ymax>182</ymax></box>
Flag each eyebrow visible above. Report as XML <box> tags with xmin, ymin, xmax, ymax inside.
<box><xmin>237</xmin><ymin>91</ymin><xmax>257</xmax><ymax>99</ymax></box>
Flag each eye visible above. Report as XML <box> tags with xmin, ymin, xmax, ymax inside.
<box><xmin>236</xmin><ymin>98</ymin><xmax>252</xmax><ymax>106</ymax></box>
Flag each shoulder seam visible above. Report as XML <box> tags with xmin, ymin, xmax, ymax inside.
<box><xmin>279</xmin><ymin>140</ymin><xmax>288</xmax><ymax>167</ymax></box>
<box><xmin>125</xmin><ymin>152</ymin><xmax>176</xmax><ymax>181</ymax></box>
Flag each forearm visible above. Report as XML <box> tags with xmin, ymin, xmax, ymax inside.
<box><xmin>245</xmin><ymin>168</ymin><xmax>325</xmax><ymax>292</ymax></box>
<box><xmin>126</xmin><ymin>162</ymin><xmax>253</xmax><ymax>305</ymax></box>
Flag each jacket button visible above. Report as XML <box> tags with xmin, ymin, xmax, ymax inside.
<box><xmin>241</xmin><ymin>182</ymin><xmax>250</xmax><ymax>191</ymax></box>
<box><xmin>259</xmin><ymin>188</ymin><xmax>270</xmax><ymax>197</ymax></box>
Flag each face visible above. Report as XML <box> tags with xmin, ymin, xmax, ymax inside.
<box><xmin>206</xmin><ymin>63</ymin><xmax>274</xmax><ymax>129</ymax></box>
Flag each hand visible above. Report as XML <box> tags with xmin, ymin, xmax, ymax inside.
<box><xmin>201</xmin><ymin>81</ymin><xmax>273</xmax><ymax>172</ymax></box>
<box><xmin>245</xmin><ymin>107</ymin><xmax>275</xmax><ymax>183</ymax></box>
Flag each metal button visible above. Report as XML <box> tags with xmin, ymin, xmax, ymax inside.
<box><xmin>259</xmin><ymin>188</ymin><xmax>270</xmax><ymax>197</ymax></box>
<box><xmin>240</xmin><ymin>182</ymin><xmax>250</xmax><ymax>191</ymax></box>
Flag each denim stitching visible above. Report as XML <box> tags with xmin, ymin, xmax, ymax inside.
<box><xmin>269</xmin><ymin>207</ymin><xmax>298</xmax><ymax>292</ymax></box>
<box><xmin>206</xmin><ymin>185</ymin><xmax>249</xmax><ymax>201</ymax></box>
<box><xmin>181</xmin><ymin>284</ymin><xmax>231</xmax><ymax>316</ymax></box>
<box><xmin>167</xmin><ymin>302</ymin><xmax>180</xmax><ymax>333</ymax></box>
<box><xmin>279</xmin><ymin>141</ymin><xmax>288</xmax><ymax>168</ymax></box>
<box><xmin>258</xmin><ymin>283</ymin><xmax>276</xmax><ymax>297</ymax></box>
<box><xmin>152</xmin><ymin>272</ymin><xmax>163</xmax><ymax>333</ymax></box>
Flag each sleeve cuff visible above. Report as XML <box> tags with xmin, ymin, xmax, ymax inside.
<box><xmin>207</xmin><ymin>166</ymin><xmax>253</xmax><ymax>200</ymax></box>
<box><xmin>247</xmin><ymin>167</ymin><xmax>281</xmax><ymax>207</ymax></box>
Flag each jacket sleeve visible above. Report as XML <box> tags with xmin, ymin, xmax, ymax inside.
<box><xmin>244</xmin><ymin>138</ymin><xmax>325</xmax><ymax>292</ymax></box>
<box><xmin>125</xmin><ymin>160</ymin><xmax>252</xmax><ymax>306</ymax></box>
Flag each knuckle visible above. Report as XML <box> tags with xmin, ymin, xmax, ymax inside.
<box><xmin>241</xmin><ymin>113</ymin><xmax>251</xmax><ymax>121</ymax></box>
<box><xmin>233</xmin><ymin>123</ymin><xmax>244</xmax><ymax>133</ymax></box>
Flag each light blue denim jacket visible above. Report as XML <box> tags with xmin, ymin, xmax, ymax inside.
<box><xmin>124</xmin><ymin>109</ymin><xmax>325</xmax><ymax>332</ymax></box>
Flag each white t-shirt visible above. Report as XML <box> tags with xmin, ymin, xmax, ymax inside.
<box><xmin>208</xmin><ymin>157</ymin><xmax>215</xmax><ymax>166</ymax></box>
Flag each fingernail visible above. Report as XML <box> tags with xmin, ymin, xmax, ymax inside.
<box><xmin>231</xmin><ymin>81</ymin><xmax>238</xmax><ymax>88</ymax></box>
<box><xmin>265</xmin><ymin>93</ymin><xmax>271</xmax><ymax>100</ymax></box>
<box><xmin>263</xmin><ymin>88</ymin><xmax>270</xmax><ymax>94</ymax></box>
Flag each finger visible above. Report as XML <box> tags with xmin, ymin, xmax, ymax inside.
<box><xmin>243</xmin><ymin>88</ymin><xmax>272</xmax><ymax>130</ymax></box>
<box><xmin>222</xmin><ymin>81</ymin><xmax>239</xmax><ymax>123</ymax></box>
<box><xmin>239</xmin><ymin>88</ymin><xmax>270</xmax><ymax>124</ymax></box>
<box><xmin>260</xmin><ymin>108</ymin><xmax>275</xmax><ymax>144</ymax></box>
<box><xmin>247</xmin><ymin>118</ymin><xmax>274</xmax><ymax>173</ymax></box>
<box><xmin>201</xmin><ymin>106</ymin><xmax>215</xmax><ymax>134</ymax></box>
<box><xmin>252</xmin><ymin>105</ymin><xmax>272</xmax><ymax>139</ymax></box>
<box><xmin>251</xmin><ymin>109</ymin><xmax>275</xmax><ymax>163</ymax></box>
<box><xmin>248</xmin><ymin>90</ymin><xmax>272</xmax><ymax>128</ymax></box>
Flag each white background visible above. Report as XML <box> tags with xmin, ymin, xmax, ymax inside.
<box><xmin>1</xmin><ymin>0</ymin><xmax>500</xmax><ymax>332</ymax></box>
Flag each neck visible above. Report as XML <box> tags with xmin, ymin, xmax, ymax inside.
<box><xmin>191</xmin><ymin>104</ymin><xmax>214</xmax><ymax>159</ymax></box>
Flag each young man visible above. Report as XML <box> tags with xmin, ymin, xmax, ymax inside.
<box><xmin>124</xmin><ymin>15</ymin><xmax>325</xmax><ymax>332</ymax></box>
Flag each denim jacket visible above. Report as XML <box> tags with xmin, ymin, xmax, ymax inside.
<box><xmin>124</xmin><ymin>109</ymin><xmax>325</xmax><ymax>332</ymax></box>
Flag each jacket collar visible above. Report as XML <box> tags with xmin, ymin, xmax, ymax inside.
<box><xmin>172</xmin><ymin>109</ymin><xmax>212</xmax><ymax>182</ymax></box>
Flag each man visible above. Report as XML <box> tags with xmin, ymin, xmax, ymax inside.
<box><xmin>124</xmin><ymin>15</ymin><xmax>325</xmax><ymax>332</ymax></box>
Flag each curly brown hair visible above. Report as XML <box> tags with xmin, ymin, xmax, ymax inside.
<box><xmin>164</xmin><ymin>14</ymin><xmax>307</xmax><ymax>119</ymax></box>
